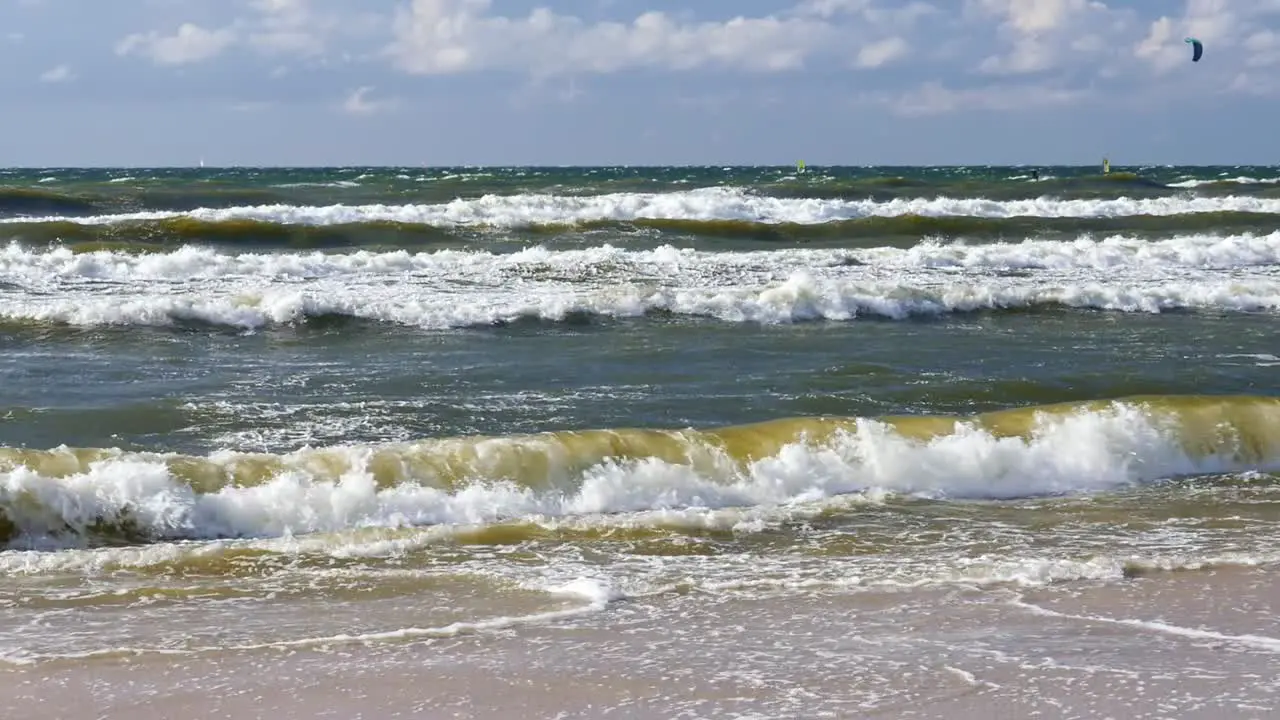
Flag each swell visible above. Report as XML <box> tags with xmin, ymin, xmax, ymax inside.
<box><xmin>621</xmin><ymin>213</ymin><xmax>1280</xmax><ymax>242</ymax></box>
<box><xmin>6</xmin><ymin>213</ymin><xmax>1280</xmax><ymax>250</ymax></box>
<box><xmin>0</xmin><ymin>186</ymin><xmax>308</xmax><ymax>219</ymax></box>
<box><xmin>0</xmin><ymin>187</ymin><xmax>103</xmax><ymax>217</ymax></box>
<box><xmin>3</xmin><ymin>394</ymin><xmax>1280</xmax><ymax>547</ymax></box>
<box><xmin>0</xmin><ymin>218</ymin><xmax>461</xmax><ymax>250</ymax></box>
<box><xmin>760</xmin><ymin>172</ymin><xmax>1201</xmax><ymax>201</ymax></box>
<box><xmin>6</xmin><ymin>171</ymin><xmax>1280</xmax><ymax>223</ymax></box>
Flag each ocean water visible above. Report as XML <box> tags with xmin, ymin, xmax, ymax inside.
<box><xmin>4</xmin><ymin>164</ymin><xmax>1280</xmax><ymax>718</ymax></box>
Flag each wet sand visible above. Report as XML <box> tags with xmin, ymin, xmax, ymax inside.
<box><xmin>4</xmin><ymin>564</ymin><xmax>1279</xmax><ymax>719</ymax></box>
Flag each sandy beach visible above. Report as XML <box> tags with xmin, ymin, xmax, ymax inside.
<box><xmin>5</xmin><ymin>562</ymin><xmax>1277</xmax><ymax>719</ymax></box>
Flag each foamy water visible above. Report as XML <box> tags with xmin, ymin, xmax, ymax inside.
<box><xmin>7</xmin><ymin>231</ymin><xmax>1280</xmax><ymax>280</ymax></box>
<box><xmin>6</xmin><ymin>188</ymin><xmax>1280</xmax><ymax>227</ymax></box>
<box><xmin>6</xmin><ymin>395</ymin><xmax>1280</xmax><ymax>675</ymax></box>
<box><xmin>4</xmin><ymin>234</ymin><xmax>1280</xmax><ymax>329</ymax></box>
<box><xmin>1168</xmin><ymin>176</ymin><xmax>1280</xmax><ymax>188</ymax></box>
<box><xmin>3</xmin><ymin>400</ymin><xmax>1261</xmax><ymax>549</ymax></box>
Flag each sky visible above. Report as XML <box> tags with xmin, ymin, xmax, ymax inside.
<box><xmin>2</xmin><ymin>0</ymin><xmax>1279</xmax><ymax>166</ymax></box>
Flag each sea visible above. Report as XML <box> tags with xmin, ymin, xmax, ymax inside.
<box><xmin>3</xmin><ymin>165</ymin><xmax>1280</xmax><ymax>719</ymax></box>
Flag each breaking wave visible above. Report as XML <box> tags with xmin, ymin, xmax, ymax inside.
<box><xmin>3</xmin><ymin>395</ymin><xmax>1280</xmax><ymax>548</ymax></box>
<box><xmin>6</xmin><ymin>189</ymin><xmax>1280</xmax><ymax>229</ymax></box>
<box><xmin>4</xmin><ymin>231</ymin><xmax>1280</xmax><ymax>330</ymax></box>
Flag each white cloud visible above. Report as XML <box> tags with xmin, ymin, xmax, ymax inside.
<box><xmin>960</xmin><ymin>0</ymin><xmax>1280</xmax><ymax>99</ymax></box>
<box><xmin>1228</xmin><ymin>71</ymin><xmax>1280</xmax><ymax>96</ymax></box>
<box><xmin>857</xmin><ymin>36</ymin><xmax>909</xmax><ymax>67</ymax></box>
<box><xmin>341</xmin><ymin>85</ymin><xmax>397</xmax><ymax>115</ymax></box>
<box><xmin>1136</xmin><ymin>0</ymin><xmax>1280</xmax><ymax>75</ymax></box>
<box><xmin>384</xmin><ymin>0</ymin><xmax>918</xmax><ymax>76</ymax></box>
<box><xmin>248</xmin><ymin>0</ymin><xmax>330</xmax><ymax>56</ymax></box>
<box><xmin>116</xmin><ymin>23</ymin><xmax>237</xmax><ymax>65</ymax></box>
<box><xmin>884</xmin><ymin>80</ymin><xmax>1087</xmax><ymax>116</ymax></box>
<box><xmin>1133</xmin><ymin>16</ymin><xmax>1179</xmax><ymax>72</ymax></box>
<box><xmin>971</xmin><ymin>0</ymin><xmax>1136</xmax><ymax>76</ymax></box>
<box><xmin>116</xmin><ymin>0</ymin><xmax>357</xmax><ymax>67</ymax></box>
<box><xmin>253</xmin><ymin>0</ymin><xmax>307</xmax><ymax>14</ymax></box>
<box><xmin>38</xmin><ymin>64</ymin><xmax>73</xmax><ymax>83</ymax></box>
<box><xmin>794</xmin><ymin>0</ymin><xmax>937</xmax><ymax>27</ymax></box>
<box><xmin>974</xmin><ymin>0</ymin><xmax>1084</xmax><ymax>34</ymax></box>
<box><xmin>103</xmin><ymin>0</ymin><xmax>1280</xmax><ymax>115</ymax></box>
<box><xmin>792</xmin><ymin>0</ymin><xmax>872</xmax><ymax>17</ymax></box>
<box><xmin>1244</xmin><ymin>29</ymin><xmax>1280</xmax><ymax>67</ymax></box>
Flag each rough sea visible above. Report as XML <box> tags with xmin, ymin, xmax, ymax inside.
<box><xmin>3</xmin><ymin>165</ymin><xmax>1280</xmax><ymax>719</ymax></box>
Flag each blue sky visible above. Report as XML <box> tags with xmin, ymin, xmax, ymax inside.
<box><xmin>2</xmin><ymin>0</ymin><xmax>1279</xmax><ymax>166</ymax></box>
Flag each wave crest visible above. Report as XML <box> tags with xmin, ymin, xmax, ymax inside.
<box><xmin>4</xmin><ymin>395</ymin><xmax>1279</xmax><ymax>548</ymax></box>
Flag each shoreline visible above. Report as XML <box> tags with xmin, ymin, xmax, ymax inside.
<box><xmin>5</xmin><ymin>565</ymin><xmax>1277</xmax><ymax>719</ymax></box>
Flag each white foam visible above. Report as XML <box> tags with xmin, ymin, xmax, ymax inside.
<box><xmin>0</xmin><ymin>574</ymin><xmax>625</xmax><ymax>664</ymax></box>
<box><xmin>7</xmin><ymin>232</ymin><xmax>1280</xmax><ymax>285</ymax></box>
<box><xmin>4</xmin><ymin>236</ymin><xmax>1280</xmax><ymax>329</ymax></box>
<box><xmin>1015</xmin><ymin>598</ymin><xmax>1280</xmax><ymax>653</ymax></box>
<box><xmin>5</xmin><ymin>187</ymin><xmax>1280</xmax><ymax>226</ymax></box>
<box><xmin>4</xmin><ymin>272</ymin><xmax>1279</xmax><ymax>330</ymax></box>
<box><xmin>546</xmin><ymin>577</ymin><xmax>625</xmax><ymax>605</ymax></box>
<box><xmin>1168</xmin><ymin>176</ymin><xmax>1280</xmax><ymax>188</ymax></box>
<box><xmin>874</xmin><ymin>232</ymin><xmax>1280</xmax><ymax>271</ymax></box>
<box><xmin>272</xmin><ymin>181</ymin><xmax>361</xmax><ymax>189</ymax></box>
<box><xmin>1</xmin><ymin>402</ymin><xmax>1273</xmax><ymax>550</ymax></box>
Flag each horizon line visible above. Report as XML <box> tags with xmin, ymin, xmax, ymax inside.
<box><xmin>1</xmin><ymin>162</ymin><xmax>1274</xmax><ymax>170</ymax></box>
